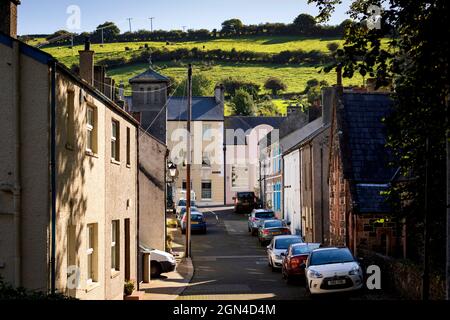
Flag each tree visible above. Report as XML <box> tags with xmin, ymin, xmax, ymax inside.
<box><xmin>221</xmin><ymin>19</ymin><xmax>244</xmax><ymax>35</ymax></box>
<box><xmin>309</xmin><ymin>0</ymin><xmax>449</xmax><ymax>273</ymax></box>
<box><xmin>293</xmin><ymin>13</ymin><xmax>317</xmax><ymax>35</ymax></box>
<box><xmin>326</xmin><ymin>42</ymin><xmax>340</xmax><ymax>53</ymax></box>
<box><xmin>174</xmin><ymin>74</ymin><xmax>213</xmax><ymax>97</ymax></box>
<box><xmin>231</xmin><ymin>89</ymin><xmax>256</xmax><ymax>116</ymax></box>
<box><xmin>92</xmin><ymin>22</ymin><xmax>120</xmax><ymax>43</ymax></box>
<box><xmin>257</xmin><ymin>98</ymin><xmax>280</xmax><ymax>116</ymax></box>
<box><xmin>222</xmin><ymin>77</ymin><xmax>260</xmax><ymax>99</ymax></box>
<box><xmin>264</xmin><ymin>77</ymin><xmax>287</xmax><ymax>96</ymax></box>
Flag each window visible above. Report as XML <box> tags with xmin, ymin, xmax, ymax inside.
<box><xmin>203</xmin><ymin>123</ymin><xmax>212</xmax><ymax>140</ymax></box>
<box><xmin>66</xmin><ymin>90</ymin><xmax>75</xmax><ymax>149</ymax></box>
<box><xmin>126</xmin><ymin>127</ymin><xmax>131</xmax><ymax>166</ymax></box>
<box><xmin>111</xmin><ymin>120</ymin><xmax>120</xmax><ymax>162</ymax></box>
<box><xmin>86</xmin><ymin>106</ymin><xmax>97</xmax><ymax>153</ymax></box>
<box><xmin>202</xmin><ymin>151</ymin><xmax>211</xmax><ymax>168</ymax></box>
<box><xmin>111</xmin><ymin>220</ymin><xmax>120</xmax><ymax>272</ymax></box>
<box><xmin>182</xmin><ymin>180</ymin><xmax>193</xmax><ymax>191</ymax></box>
<box><xmin>202</xmin><ymin>181</ymin><xmax>212</xmax><ymax>200</ymax></box>
<box><xmin>87</xmin><ymin>224</ymin><xmax>98</xmax><ymax>285</ymax></box>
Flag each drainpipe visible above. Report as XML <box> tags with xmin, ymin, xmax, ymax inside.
<box><xmin>136</xmin><ymin>129</ymin><xmax>140</xmax><ymax>290</ymax></box>
<box><xmin>11</xmin><ymin>41</ymin><xmax>22</xmax><ymax>288</ymax></box>
<box><xmin>320</xmin><ymin>146</ymin><xmax>325</xmax><ymax>244</ymax></box>
<box><xmin>50</xmin><ymin>61</ymin><xmax>57</xmax><ymax>295</ymax></box>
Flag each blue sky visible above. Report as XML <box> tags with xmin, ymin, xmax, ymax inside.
<box><xmin>18</xmin><ymin>0</ymin><xmax>352</xmax><ymax>35</ymax></box>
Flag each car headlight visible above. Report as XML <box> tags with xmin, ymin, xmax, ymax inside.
<box><xmin>308</xmin><ymin>269</ymin><xmax>323</xmax><ymax>279</ymax></box>
<box><xmin>349</xmin><ymin>266</ymin><xmax>361</xmax><ymax>276</ymax></box>
<box><xmin>275</xmin><ymin>255</ymin><xmax>282</xmax><ymax>260</ymax></box>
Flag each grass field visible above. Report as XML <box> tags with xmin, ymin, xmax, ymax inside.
<box><xmin>107</xmin><ymin>62</ymin><xmax>364</xmax><ymax>96</ymax></box>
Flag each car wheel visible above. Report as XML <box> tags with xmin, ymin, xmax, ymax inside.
<box><xmin>150</xmin><ymin>262</ymin><xmax>162</xmax><ymax>278</ymax></box>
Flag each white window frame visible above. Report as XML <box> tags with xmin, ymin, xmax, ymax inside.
<box><xmin>86</xmin><ymin>107</ymin><xmax>95</xmax><ymax>153</ymax></box>
<box><xmin>111</xmin><ymin>220</ymin><xmax>120</xmax><ymax>273</ymax></box>
<box><xmin>87</xmin><ymin>224</ymin><xmax>97</xmax><ymax>286</ymax></box>
<box><xmin>111</xmin><ymin>120</ymin><xmax>120</xmax><ymax>162</ymax></box>
<box><xmin>201</xmin><ymin>180</ymin><xmax>212</xmax><ymax>200</ymax></box>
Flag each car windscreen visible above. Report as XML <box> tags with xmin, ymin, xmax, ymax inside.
<box><xmin>178</xmin><ymin>200</ymin><xmax>195</xmax><ymax>207</ymax></box>
<box><xmin>275</xmin><ymin>238</ymin><xmax>302</xmax><ymax>249</ymax></box>
<box><xmin>191</xmin><ymin>214</ymin><xmax>203</xmax><ymax>222</ymax></box>
<box><xmin>309</xmin><ymin>249</ymin><xmax>355</xmax><ymax>266</ymax></box>
<box><xmin>292</xmin><ymin>244</ymin><xmax>321</xmax><ymax>255</ymax></box>
<box><xmin>238</xmin><ymin>193</ymin><xmax>254</xmax><ymax>199</ymax></box>
<box><xmin>264</xmin><ymin>221</ymin><xmax>283</xmax><ymax>228</ymax></box>
<box><xmin>256</xmin><ymin>212</ymin><xmax>275</xmax><ymax>219</ymax></box>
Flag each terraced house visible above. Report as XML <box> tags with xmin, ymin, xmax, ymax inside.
<box><xmin>0</xmin><ymin>1</ymin><xmax>138</xmax><ymax>299</ymax></box>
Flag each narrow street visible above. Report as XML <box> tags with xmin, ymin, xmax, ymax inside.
<box><xmin>178</xmin><ymin>207</ymin><xmax>397</xmax><ymax>301</ymax></box>
<box><xmin>179</xmin><ymin>207</ymin><xmax>306</xmax><ymax>300</ymax></box>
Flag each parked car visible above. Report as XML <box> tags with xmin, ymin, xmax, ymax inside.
<box><xmin>176</xmin><ymin>199</ymin><xmax>197</xmax><ymax>217</ymax></box>
<box><xmin>266</xmin><ymin>235</ymin><xmax>304</xmax><ymax>271</ymax></box>
<box><xmin>282</xmin><ymin>243</ymin><xmax>321</xmax><ymax>282</ymax></box>
<box><xmin>248</xmin><ymin>209</ymin><xmax>276</xmax><ymax>235</ymax></box>
<box><xmin>181</xmin><ymin>211</ymin><xmax>207</xmax><ymax>234</ymax></box>
<box><xmin>305</xmin><ymin>247</ymin><xmax>364</xmax><ymax>296</ymax></box>
<box><xmin>176</xmin><ymin>206</ymin><xmax>199</xmax><ymax>227</ymax></box>
<box><xmin>258</xmin><ymin>220</ymin><xmax>291</xmax><ymax>245</ymax></box>
<box><xmin>233</xmin><ymin>192</ymin><xmax>257</xmax><ymax>213</ymax></box>
<box><xmin>150</xmin><ymin>249</ymin><xmax>177</xmax><ymax>278</ymax></box>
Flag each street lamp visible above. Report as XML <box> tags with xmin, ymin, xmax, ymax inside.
<box><xmin>168</xmin><ymin>162</ymin><xmax>178</xmax><ymax>182</ymax></box>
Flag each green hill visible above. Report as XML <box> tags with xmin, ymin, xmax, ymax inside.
<box><xmin>41</xmin><ymin>36</ymin><xmax>366</xmax><ymax>97</ymax></box>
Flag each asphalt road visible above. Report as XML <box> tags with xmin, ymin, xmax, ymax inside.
<box><xmin>178</xmin><ymin>207</ymin><xmax>309</xmax><ymax>300</ymax></box>
<box><xmin>178</xmin><ymin>207</ymin><xmax>398</xmax><ymax>301</ymax></box>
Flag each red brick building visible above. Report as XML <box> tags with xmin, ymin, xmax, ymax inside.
<box><xmin>328</xmin><ymin>89</ymin><xmax>402</xmax><ymax>256</ymax></box>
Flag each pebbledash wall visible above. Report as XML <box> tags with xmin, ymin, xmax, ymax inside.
<box><xmin>0</xmin><ymin>33</ymin><xmax>138</xmax><ymax>300</ymax></box>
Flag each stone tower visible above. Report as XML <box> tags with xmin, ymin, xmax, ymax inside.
<box><xmin>129</xmin><ymin>68</ymin><xmax>170</xmax><ymax>142</ymax></box>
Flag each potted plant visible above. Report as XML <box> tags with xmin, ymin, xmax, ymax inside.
<box><xmin>123</xmin><ymin>280</ymin><xmax>135</xmax><ymax>297</ymax></box>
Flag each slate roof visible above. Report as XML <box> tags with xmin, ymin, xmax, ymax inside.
<box><xmin>225</xmin><ymin>116</ymin><xmax>287</xmax><ymax>145</ymax></box>
<box><xmin>337</xmin><ymin>92</ymin><xmax>397</xmax><ymax>214</ymax></box>
<box><xmin>167</xmin><ymin>97</ymin><xmax>224</xmax><ymax>121</ymax></box>
<box><xmin>129</xmin><ymin>68</ymin><xmax>170</xmax><ymax>83</ymax></box>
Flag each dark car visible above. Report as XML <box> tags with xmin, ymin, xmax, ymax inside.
<box><xmin>281</xmin><ymin>243</ymin><xmax>321</xmax><ymax>283</ymax></box>
<box><xmin>258</xmin><ymin>220</ymin><xmax>291</xmax><ymax>245</ymax></box>
<box><xmin>248</xmin><ymin>209</ymin><xmax>276</xmax><ymax>236</ymax></box>
<box><xmin>234</xmin><ymin>192</ymin><xmax>257</xmax><ymax>213</ymax></box>
<box><xmin>181</xmin><ymin>212</ymin><xmax>207</xmax><ymax>234</ymax></box>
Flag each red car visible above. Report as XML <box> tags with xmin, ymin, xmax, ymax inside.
<box><xmin>281</xmin><ymin>243</ymin><xmax>321</xmax><ymax>283</ymax></box>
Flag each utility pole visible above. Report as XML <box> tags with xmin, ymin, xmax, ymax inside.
<box><xmin>127</xmin><ymin>18</ymin><xmax>133</xmax><ymax>33</ymax></box>
<box><xmin>149</xmin><ymin>17</ymin><xmax>155</xmax><ymax>32</ymax></box>
<box><xmin>185</xmin><ymin>64</ymin><xmax>193</xmax><ymax>258</ymax></box>
<box><xmin>423</xmin><ymin>137</ymin><xmax>431</xmax><ymax>300</ymax></box>
<box><xmin>446</xmin><ymin>92</ymin><xmax>450</xmax><ymax>300</ymax></box>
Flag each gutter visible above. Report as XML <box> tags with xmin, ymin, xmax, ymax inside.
<box><xmin>50</xmin><ymin>61</ymin><xmax>57</xmax><ymax>294</ymax></box>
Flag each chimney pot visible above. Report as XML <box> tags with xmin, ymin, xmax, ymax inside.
<box><xmin>1</xmin><ymin>0</ymin><xmax>21</xmax><ymax>38</ymax></box>
<box><xmin>84</xmin><ymin>37</ymin><xmax>91</xmax><ymax>51</ymax></box>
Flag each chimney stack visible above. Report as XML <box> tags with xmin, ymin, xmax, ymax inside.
<box><xmin>79</xmin><ymin>37</ymin><xmax>95</xmax><ymax>86</ymax></box>
<box><xmin>0</xmin><ymin>0</ymin><xmax>20</xmax><ymax>38</ymax></box>
<box><xmin>214</xmin><ymin>84</ymin><xmax>225</xmax><ymax>104</ymax></box>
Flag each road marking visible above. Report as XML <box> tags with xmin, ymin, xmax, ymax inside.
<box><xmin>194</xmin><ymin>255</ymin><xmax>267</xmax><ymax>262</ymax></box>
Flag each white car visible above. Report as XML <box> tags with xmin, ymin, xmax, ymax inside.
<box><xmin>305</xmin><ymin>247</ymin><xmax>364</xmax><ymax>295</ymax></box>
<box><xmin>267</xmin><ymin>235</ymin><xmax>303</xmax><ymax>271</ymax></box>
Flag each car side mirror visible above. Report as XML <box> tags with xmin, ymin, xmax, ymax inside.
<box><xmin>280</xmin><ymin>252</ymin><xmax>286</xmax><ymax>257</ymax></box>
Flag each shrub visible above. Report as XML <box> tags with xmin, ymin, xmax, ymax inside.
<box><xmin>124</xmin><ymin>280</ymin><xmax>135</xmax><ymax>297</ymax></box>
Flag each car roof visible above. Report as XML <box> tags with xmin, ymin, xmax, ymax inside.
<box><xmin>291</xmin><ymin>243</ymin><xmax>321</xmax><ymax>248</ymax></box>
<box><xmin>311</xmin><ymin>247</ymin><xmax>349</xmax><ymax>253</ymax></box>
<box><xmin>254</xmin><ymin>209</ymin><xmax>274</xmax><ymax>213</ymax></box>
<box><xmin>264</xmin><ymin>219</ymin><xmax>282</xmax><ymax>224</ymax></box>
<box><xmin>274</xmin><ymin>235</ymin><xmax>302</xmax><ymax>241</ymax></box>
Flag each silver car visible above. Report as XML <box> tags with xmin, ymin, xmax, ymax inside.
<box><xmin>247</xmin><ymin>209</ymin><xmax>276</xmax><ymax>236</ymax></box>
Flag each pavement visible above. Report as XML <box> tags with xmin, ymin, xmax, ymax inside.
<box><xmin>141</xmin><ymin>222</ymin><xmax>194</xmax><ymax>300</ymax></box>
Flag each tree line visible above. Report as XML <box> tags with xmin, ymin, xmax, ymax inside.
<box><xmin>41</xmin><ymin>14</ymin><xmax>352</xmax><ymax>46</ymax></box>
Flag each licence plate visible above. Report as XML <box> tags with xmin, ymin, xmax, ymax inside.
<box><xmin>272</xmin><ymin>232</ymin><xmax>282</xmax><ymax>236</ymax></box>
<box><xmin>192</xmin><ymin>222</ymin><xmax>199</xmax><ymax>225</ymax></box>
<box><xmin>328</xmin><ymin>279</ymin><xmax>346</xmax><ymax>286</ymax></box>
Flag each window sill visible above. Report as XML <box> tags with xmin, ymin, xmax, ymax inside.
<box><xmin>86</xmin><ymin>150</ymin><xmax>99</xmax><ymax>158</ymax></box>
<box><xmin>111</xmin><ymin>270</ymin><xmax>121</xmax><ymax>279</ymax></box>
<box><xmin>86</xmin><ymin>282</ymin><xmax>100</xmax><ymax>293</ymax></box>
<box><xmin>111</xmin><ymin>159</ymin><xmax>121</xmax><ymax>166</ymax></box>
<box><xmin>126</xmin><ymin>164</ymin><xmax>131</xmax><ymax>169</ymax></box>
